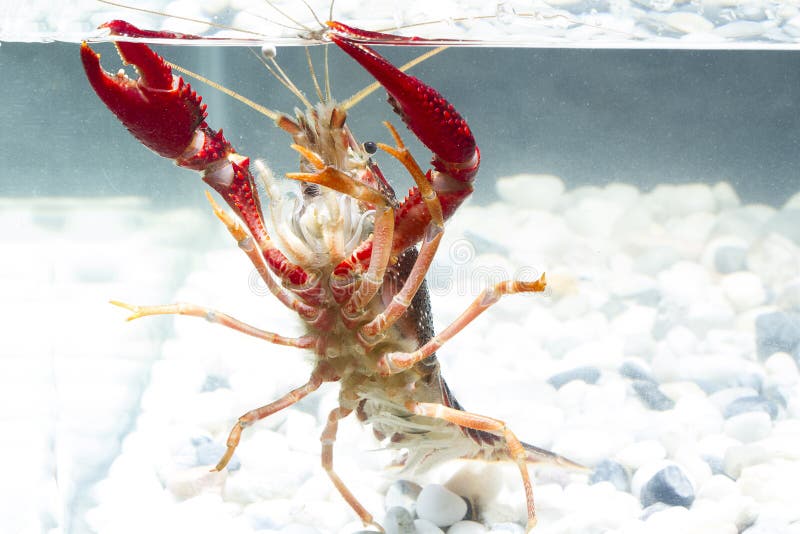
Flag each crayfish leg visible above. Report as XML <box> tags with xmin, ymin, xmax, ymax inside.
<box><xmin>320</xmin><ymin>407</ymin><xmax>383</xmax><ymax>531</ymax></box>
<box><xmin>212</xmin><ymin>373</ymin><xmax>324</xmax><ymax>471</ymax></box>
<box><xmin>405</xmin><ymin>401</ymin><xmax>538</xmax><ymax>531</ymax></box>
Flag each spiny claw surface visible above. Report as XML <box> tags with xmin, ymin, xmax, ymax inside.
<box><xmin>80</xmin><ymin>38</ymin><xmax>206</xmax><ymax>159</ymax></box>
<box><xmin>327</xmin><ymin>22</ymin><xmax>479</xmax><ymax>182</ymax></box>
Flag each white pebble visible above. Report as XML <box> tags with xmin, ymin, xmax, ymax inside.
<box><xmin>615</xmin><ymin>440</ymin><xmax>666</xmax><ymax>470</ymax></box>
<box><xmin>720</xmin><ymin>272</ymin><xmax>766</xmax><ymax>312</ymax></box>
<box><xmin>447</xmin><ymin>521</ymin><xmax>488</xmax><ymax>534</ymax></box>
<box><xmin>785</xmin><ymin>190</ymin><xmax>800</xmax><ymax>210</ymax></box>
<box><xmin>764</xmin><ymin>352</ymin><xmax>799</xmax><ymax>386</ymax></box>
<box><xmin>724</xmin><ymin>443</ymin><xmax>770</xmax><ymax>479</ymax></box>
<box><xmin>738</xmin><ymin>460</ymin><xmax>800</xmax><ymax>515</ymax></box>
<box><xmin>724</xmin><ymin>412</ymin><xmax>772</xmax><ymax>443</ymax></box>
<box><xmin>495</xmin><ymin>174</ymin><xmax>564</xmax><ymax>211</ymax></box>
<box><xmin>697</xmin><ymin>474</ymin><xmax>739</xmax><ymax>500</ymax></box>
<box><xmin>416</xmin><ymin>484</ymin><xmax>467</xmax><ymax>527</ymax></box>
<box><xmin>712</xmin><ymin>182</ymin><xmax>741</xmax><ymax>210</ymax></box>
<box><xmin>666</xmin><ymin>12</ymin><xmax>714</xmax><ymax>33</ymax></box>
<box><xmin>413</xmin><ymin>519</ymin><xmax>445</xmax><ymax>534</ymax></box>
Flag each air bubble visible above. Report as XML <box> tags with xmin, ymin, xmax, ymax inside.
<box><xmin>261</xmin><ymin>45</ymin><xmax>276</xmax><ymax>60</ymax></box>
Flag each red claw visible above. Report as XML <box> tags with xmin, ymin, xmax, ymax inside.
<box><xmin>80</xmin><ymin>39</ymin><xmax>206</xmax><ymax>160</ymax></box>
<box><xmin>327</xmin><ymin>22</ymin><xmax>480</xmax><ymax>183</ymax></box>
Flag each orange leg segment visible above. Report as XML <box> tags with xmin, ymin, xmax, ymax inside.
<box><xmin>378</xmin><ymin>275</ymin><xmax>547</xmax><ymax>375</ymax></box>
<box><xmin>319</xmin><ymin>407</ymin><xmax>383</xmax><ymax>530</ymax></box>
<box><xmin>110</xmin><ymin>300</ymin><xmax>317</xmax><ymax>349</ymax></box>
<box><xmin>407</xmin><ymin>401</ymin><xmax>538</xmax><ymax>531</ymax></box>
<box><xmin>213</xmin><ymin>373</ymin><xmax>323</xmax><ymax>471</ymax></box>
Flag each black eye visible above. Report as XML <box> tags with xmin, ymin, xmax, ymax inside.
<box><xmin>363</xmin><ymin>141</ymin><xmax>377</xmax><ymax>154</ymax></box>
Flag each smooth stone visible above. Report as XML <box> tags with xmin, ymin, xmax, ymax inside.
<box><xmin>723</xmin><ymin>444</ymin><xmax>770</xmax><ymax>479</ymax></box>
<box><xmin>763</xmin><ymin>209</ymin><xmax>800</xmax><ymax>246</ymax></box>
<box><xmin>714</xmin><ymin>246</ymin><xmax>747</xmax><ymax>274</ymax></box>
<box><xmin>616</xmin><ymin>440</ymin><xmax>667</xmax><ymax>471</ymax></box>
<box><xmin>564</xmin><ymin>197</ymin><xmax>626</xmax><ymax>238</ymax></box>
<box><xmin>634</xmin><ymin>246</ymin><xmax>681</xmax><ymax>276</ymax></box>
<box><xmin>447</xmin><ymin>521</ymin><xmax>488</xmax><ymax>534</ymax></box>
<box><xmin>712</xmin><ymin>205</ymin><xmax>774</xmax><ymax>243</ymax></box>
<box><xmin>200</xmin><ymin>374</ymin><xmax>230</xmax><ymax>392</ymax></box>
<box><xmin>696</xmin><ymin>474</ymin><xmax>739</xmax><ymax>500</ymax></box>
<box><xmin>703</xmin><ymin>455</ymin><xmax>726</xmax><ymax>475</ymax></box>
<box><xmin>495</xmin><ymin>174</ymin><xmax>564</xmax><ymax>211</ymax></box>
<box><xmin>666</xmin><ymin>12</ymin><xmax>714</xmax><ymax>33</ymax></box>
<box><xmin>776</xmin><ymin>279</ymin><xmax>800</xmax><ymax>309</ymax></box>
<box><xmin>709</xmin><ymin>387</ymin><xmax>760</xmax><ymax>412</ymax></box>
<box><xmin>385</xmin><ymin>480</ymin><xmax>422</xmax><ymax>517</ymax></box>
<box><xmin>764</xmin><ymin>352</ymin><xmax>799</xmax><ymax>386</ymax></box>
<box><xmin>487</xmin><ymin>523</ymin><xmax>524</xmax><ymax>534</ymax></box>
<box><xmin>384</xmin><ymin>506</ymin><xmax>416</xmax><ymax>534</ymax></box>
<box><xmin>723</xmin><ymin>396</ymin><xmax>779</xmax><ymax>420</ymax></box>
<box><xmin>720</xmin><ymin>272</ymin><xmax>766</xmax><ymax>312</ymax></box>
<box><xmin>712</xmin><ymin>181</ymin><xmax>741</xmax><ymax>210</ymax></box>
<box><xmin>415</xmin><ymin>485</ymin><xmax>467</xmax><ymax>528</ymax></box>
<box><xmin>165</xmin><ymin>466</ymin><xmax>226</xmax><ymax>500</ymax></box>
<box><xmin>646</xmin><ymin>183</ymin><xmax>716</xmax><ymax>219</ymax></box>
<box><xmin>747</xmin><ymin>233</ymin><xmax>800</xmax><ymax>287</ymax></box>
<box><xmin>589</xmin><ymin>459</ymin><xmax>630</xmax><ymax>492</ymax></box>
<box><xmin>632</xmin><ymin>380</ymin><xmax>675</xmax><ymax>411</ymax></box>
<box><xmin>639</xmin><ymin>502</ymin><xmax>672</xmax><ymax>521</ymax></box>
<box><xmin>724</xmin><ymin>412</ymin><xmax>772</xmax><ymax>443</ymax></box>
<box><xmin>640</xmin><ymin>465</ymin><xmax>695</xmax><ymax>507</ymax></box>
<box><xmin>755</xmin><ymin>311</ymin><xmax>800</xmax><ymax>360</ymax></box>
<box><xmin>619</xmin><ymin>360</ymin><xmax>656</xmax><ymax>383</ymax></box>
<box><xmin>742</xmin><ymin>519</ymin><xmax>795</xmax><ymax>534</ymax></box>
<box><xmin>547</xmin><ymin>366</ymin><xmax>601</xmax><ymax>389</ymax></box>
<box><xmin>413</xmin><ymin>519</ymin><xmax>444</xmax><ymax>534</ymax></box>
<box><xmin>785</xmin><ymin>190</ymin><xmax>800</xmax><ymax>210</ymax></box>
<box><xmin>738</xmin><ymin>461</ymin><xmax>800</xmax><ymax>520</ymax></box>
<box><xmin>762</xmin><ymin>385</ymin><xmax>789</xmax><ymax>412</ymax></box>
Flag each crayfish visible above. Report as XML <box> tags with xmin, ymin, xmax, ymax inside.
<box><xmin>80</xmin><ymin>17</ymin><xmax>579</xmax><ymax>531</ymax></box>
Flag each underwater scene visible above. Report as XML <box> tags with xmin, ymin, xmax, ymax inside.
<box><xmin>2</xmin><ymin>2</ymin><xmax>800</xmax><ymax>534</ymax></box>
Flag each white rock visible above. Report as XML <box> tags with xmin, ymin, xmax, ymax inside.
<box><xmin>445</xmin><ymin>464</ymin><xmax>503</xmax><ymax>508</ymax></box>
<box><xmin>447</xmin><ymin>521</ymin><xmax>489</xmax><ymax>534</ymax></box>
<box><xmin>413</xmin><ymin>519</ymin><xmax>445</xmax><ymax>534</ymax></box>
<box><xmin>724</xmin><ymin>443</ymin><xmax>769</xmax><ymax>479</ymax></box>
<box><xmin>165</xmin><ymin>466</ymin><xmax>226</xmax><ymax>500</ymax></box>
<box><xmin>697</xmin><ymin>474</ymin><xmax>739</xmax><ymax>500</ymax></box>
<box><xmin>615</xmin><ymin>440</ymin><xmax>667</xmax><ymax>470</ymax></box>
<box><xmin>720</xmin><ymin>272</ymin><xmax>766</xmax><ymax>312</ymax></box>
<box><xmin>603</xmin><ymin>182</ymin><xmax>640</xmax><ymax>206</ymax></box>
<box><xmin>658</xmin><ymin>261</ymin><xmax>711</xmax><ymax>307</ymax></box>
<box><xmin>785</xmin><ymin>190</ymin><xmax>800</xmax><ymax>210</ymax></box>
<box><xmin>747</xmin><ymin>233</ymin><xmax>800</xmax><ymax>287</ymax></box>
<box><xmin>713</xmin><ymin>182</ymin><xmax>741</xmax><ymax>210</ymax></box>
<box><xmin>416</xmin><ymin>484</ymin><xmax>467</xmax><ymax>527</ymax></box>
<box><xmin>764</xmin><ymin>352</ymin><xmax>799</xmax><ymax>386</ymax></box>
<box><xmin>724</xmin><ymin>412</ymin><xmax>773</xmax><ymax>443</ymax></box>
<box><xmin>646</xmin><ymin>183</ymin><xmax>716</xmax><ymax>220</ymax></box>
<box><xmin>564</xmin><ymin>197</ymin><xmax>626</xmax><ymax>239</ymax></box>
<box><xmin>738</xmin><ymin>461</ymin><xmax>800</xmax><ymax>521</ymax></box>
<box><xmin>666</xmin><ymin>12</ymin><xmax>715</xmax><ymax>33</ymax></box>
<box><xmin>708</xmin><ymin>387</ymin><xmax>760</xmax><ymax>412</ymax></box>
<box><xmin>495</xmin><ymin>174</ymin><xmax>565</xmax><ymax>211</ymax></box>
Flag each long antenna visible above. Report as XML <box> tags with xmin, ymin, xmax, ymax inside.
<box><xmin>97</xmin><ymin>0</ymin><xmax>268</xmax><ymax>37</ymax></box>
<box><xmin>305</xmin><ymin>47</ymin><xmax>325</xmax><ymax>103</ymax></box>
<box><xmin>167</xmin><ymin>61</ymin><xmax>280</xmax><ymax>121</ymax></box>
